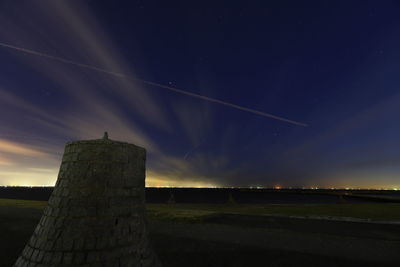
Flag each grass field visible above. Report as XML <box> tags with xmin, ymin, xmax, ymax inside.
<box><xmin>2</xmin><ymin>198</ymin><xmax>400</xmax><ymax>221</ymax></box>
<box><xmin>1</xmin><ymin>198</ymin><xmax>400</xmax><ymax>266</ymax></box>
<box><xmin>147</xmin><ymin>203</ymin><xmax>400</xmax><ymax>222</ymax></box>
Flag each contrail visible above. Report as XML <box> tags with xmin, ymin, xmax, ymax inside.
<box><xmin>0</xmin><ymin>42</ymin><xmax>308</xmax><ymax>127</ymax></box>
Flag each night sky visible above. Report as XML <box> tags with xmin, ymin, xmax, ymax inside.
<box><xmin>1</xmin><ymin>0</ymin><xmax>400</xmax><ymax>188</ymax></box>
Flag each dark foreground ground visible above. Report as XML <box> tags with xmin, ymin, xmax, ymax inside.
<box><xmin>2</xmin><ymin>186</ymin><xmax>400</xmax><ymax>203</ymax></box>
<box><xmin>1</xmin><ymin>199</ymin><xmax>400</xmax><ymax>266</ymax></box>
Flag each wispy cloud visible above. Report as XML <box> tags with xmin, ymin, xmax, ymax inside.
<box><xmin>0</xmin><ymin>1</ymin><xmax>306</xmax><ymax>187</ymax></box>
<box><xmin>0</xmin><ymin>139</ymin><xmax>47</xmax><ymax>157</ymax></box>
<box><xmin>0</xmin><ymin>155</ymin><xmax>14</xmax><ymax>166</ymax></box>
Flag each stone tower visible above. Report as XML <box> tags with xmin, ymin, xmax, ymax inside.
<box><xmin>14</xmin><ymin>133</ymin><xmax>161</xmax><ymax>267</ymax></box>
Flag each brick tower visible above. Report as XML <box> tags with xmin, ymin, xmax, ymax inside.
<box><xmin>14</xmin><ymin>133</ymin><xmax>161</xmax><ymax>266</ymax></box>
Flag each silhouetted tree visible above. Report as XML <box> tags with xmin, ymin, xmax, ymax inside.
<box><xmin>167</xmin><ymin>190</ymin><xmax>176</xmax><ymax>204</ymax></box>
<box><xmin>337</xmin><ymin>194</ymin><xmax>347</xmax><ymax>204</ymax></box>
<box><xmin>227</xmin><ymin>192</ymin><xmax>236</xmax><ymax>205</ymax></box>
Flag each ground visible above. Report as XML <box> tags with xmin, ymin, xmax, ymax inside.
<box><xmin>1</xmin><ymin>199</ymin><xmax>400</xmax><ymax>266</ymax></box>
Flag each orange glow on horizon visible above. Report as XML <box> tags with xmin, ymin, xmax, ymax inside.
<box><xmin>145</xmin><ymin>172</ymin><xmax>219</xmax><ymax>188</ymax></box>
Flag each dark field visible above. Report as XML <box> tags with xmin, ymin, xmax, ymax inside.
<box><xmin>2</xmin><ymin>186</ymin><xmax>400</xmax><ymax>203</ymax></box>
<box><xmin>1</xmin><ymin>188</ymin><xmax>400</xmax><ymax>266</ymax></box>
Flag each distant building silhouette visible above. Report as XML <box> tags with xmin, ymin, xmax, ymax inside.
<box><xmin>14</xmin><ymin>133</ymin><xmax>161</xmax><ymax>267</ymax></box>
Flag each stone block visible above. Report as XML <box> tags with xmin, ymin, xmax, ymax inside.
<box><xmin>13</xmin><ymin>135</ymin><xmax>161</xmax><ymax>267</ymax></box>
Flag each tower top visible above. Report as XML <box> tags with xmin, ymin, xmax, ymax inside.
<box><xmin>65</xmin><ymin>132</ymin><xmax>146</xmax><ymax>155</ymax></box>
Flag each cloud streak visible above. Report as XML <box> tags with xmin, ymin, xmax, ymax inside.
<box><xmin>0</xmin><ymin>1</ymin><xmax>309</xmax><ymax>188</ymax></box>
<box><xmin>0</xmin><ymin>41</ymin><xmax>308</xmax><ymax>127</ymax></box>
<box><xmin>0</xmin><ymin>139</ymin><xmax>47</xmax><ymax>157</ymax></box>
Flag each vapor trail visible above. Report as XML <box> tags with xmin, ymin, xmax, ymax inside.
<box><xmin>0</xmin><ymin>42</ymin><xmax>308</xmax><ymax>127</ymax></box>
